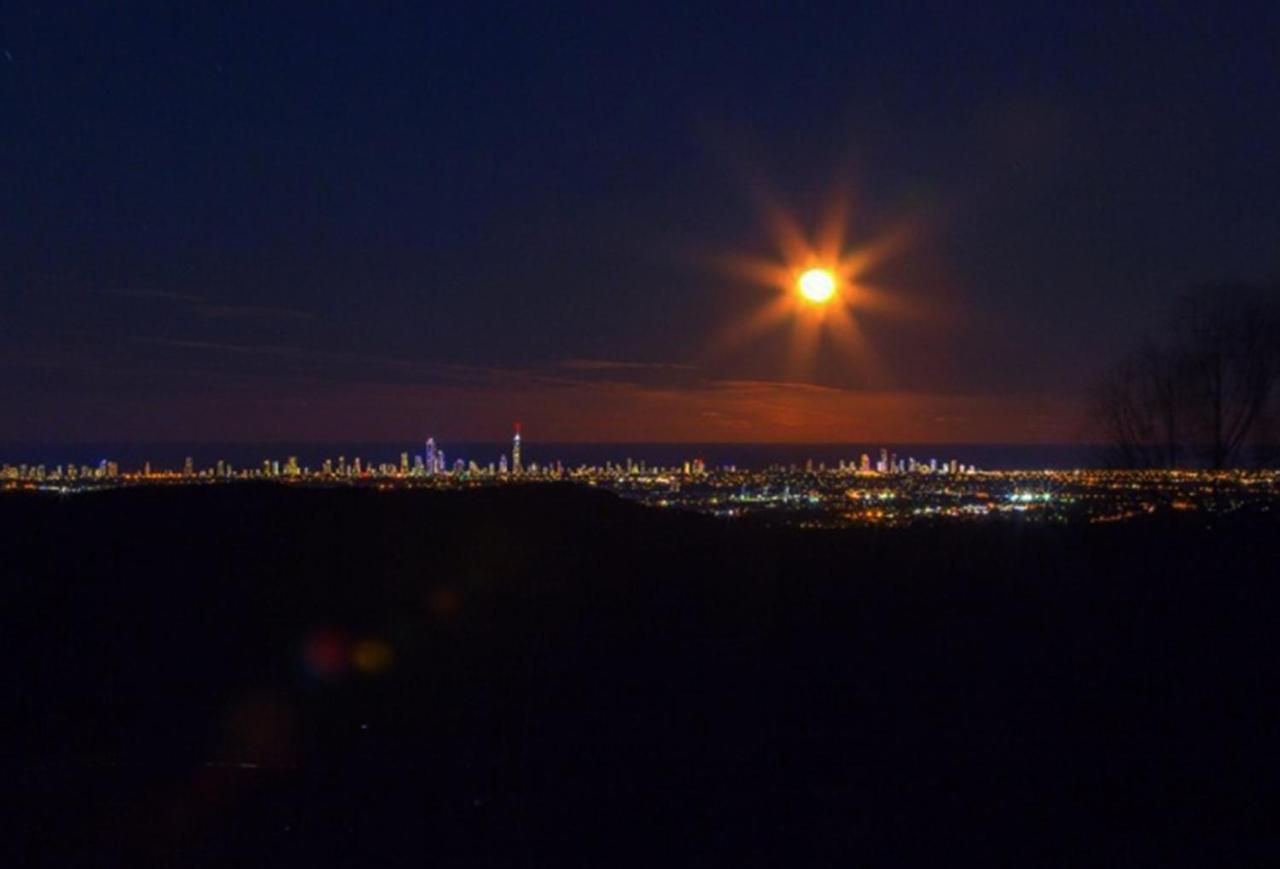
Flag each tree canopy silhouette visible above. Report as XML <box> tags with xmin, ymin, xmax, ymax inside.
<box><xmin>1094</xmin><ymin>284</ymin><xmax>1280</xmax><ymax>468</ymax></box>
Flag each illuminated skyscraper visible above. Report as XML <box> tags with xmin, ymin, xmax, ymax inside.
<box><xmin>512</xmin><ymin>423</ymin><xmax>522</xmax><ymax>475</ymax></box>
<box><xmin>425</xmin><ymin>438</ymin><xmax>437</xmax><ymax>476</ymax></box>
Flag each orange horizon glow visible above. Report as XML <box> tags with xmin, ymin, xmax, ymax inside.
<box><xmin>16</xmin><ymin>373</ymin><xmax>1085</xmax><ymax>446</ymax></box>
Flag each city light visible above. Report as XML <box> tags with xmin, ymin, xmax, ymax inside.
<box><xmin>3</xmin><ymin>432</ymin><xmax>1276</xmax><ymax>528</ymax></box>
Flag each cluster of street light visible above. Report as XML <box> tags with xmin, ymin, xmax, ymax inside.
<box><xmin>3</xmin><ymin>448</ymin><xmax>1276</xmax><ymax>526</ymax></box>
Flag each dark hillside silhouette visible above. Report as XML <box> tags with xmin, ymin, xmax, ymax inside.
<box><xmin>5</xmin><ymin>484</ymin><xmax>1280</xmax><ymax>865</ymax></box>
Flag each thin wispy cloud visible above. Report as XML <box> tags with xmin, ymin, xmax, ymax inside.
<box><xmin>93</xmin><ymin>290</ymin><xmax>313</xmax><ymax>321</ymax></box>
<box><xmin>193</xmin><ymin>304</ymin><xmax>314</xmax><ymax>321</ymax></box>
<box><xmin>557</xmin><ymin>359</ymin><xmax>695</xmax><ymax>372</ymax></box>
<box><xmin>134</xmin><ymin>337</ymin><xmax>307</xmax><ymax>358</ymax></box>
<box><xmin>96</xmin><ymin>288</ymin><xmax>205</xmax><ymax>303</ymax></box>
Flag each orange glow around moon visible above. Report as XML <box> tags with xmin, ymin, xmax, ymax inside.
<box><xmin>706</xmin><ymin>189</ymin><xmax>915</xmax><ymax>383</ymax></box>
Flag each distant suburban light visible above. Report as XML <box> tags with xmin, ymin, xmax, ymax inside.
<box><xmin>798</xmin><ymin>268</ymin><xmax>836</xmax><ymax>303</ymax></box>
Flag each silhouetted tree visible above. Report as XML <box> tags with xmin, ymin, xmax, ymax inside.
<box><xmin>1094</xmin><ymin>284</ymin><xmax>1280</xmax><ymax>468</ymax></box>
<box><xmin>1175</xmin><ymin>286</ymin><xmax>1280</xmax><ymax>467</ymax></box>
<box><xmin>1093</xmin><ymin>340</ymin><xmax>1184</xmax><ymax>468</ymax></box>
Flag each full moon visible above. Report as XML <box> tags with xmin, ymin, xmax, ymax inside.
<box><xmin>798</xmin><ymin>268</ymin><xmax>837</xmax><ymax>303</ymax></box>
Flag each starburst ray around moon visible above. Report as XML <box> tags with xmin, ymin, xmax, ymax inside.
<box><xmin>705</xmin><ymin>192</ymin><xmax>915</xmax><ymax>386</ymax></box>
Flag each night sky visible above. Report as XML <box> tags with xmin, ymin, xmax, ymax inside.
<box><xmin>3</xmin><ymin>4</ymin><xmax>1278</xmax><ymax>444</ymax></box>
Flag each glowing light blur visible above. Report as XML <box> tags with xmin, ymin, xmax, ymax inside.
<box><xmin>352</xmin><ymin>638</ymin><xmax>395</xmax><ymax>674</ymax></box>
<box><xmin>798</xmin><ymin>268</ymin><xmax>836</xmax><ymax>303</ymax></box>
<box><xmin>303</xmin><ymin>629</ymin><xmax>350</xmax><ymax>679</ymax></box>
<box><xmin>708</xmin><ymin>189</ymin><xmax>915</xmax><ymax>382</ymax></box>
<box><xmin>302</xmin><ymin>629</ymin><xmax>396</xmax><ymax>679</ymax></box>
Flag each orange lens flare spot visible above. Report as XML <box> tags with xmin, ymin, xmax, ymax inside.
<box><xmin>797</xmin><ymin>268</ymin><xmax>836</xmax><ymax>303</ymax></box>
<box><xmin>352</xmin><ymin>639</ymin><xmax>395</xmax><ymax>674</ymax></box>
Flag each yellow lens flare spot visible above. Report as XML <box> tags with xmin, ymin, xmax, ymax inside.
<box><xmin>352</xmin><ymin>638</ymin><xmax>395</xmax><ymax>675</ymax></box>
<box><xmin>797</xmin><ymin>268</ymin><xmax>836</xmax><ymax>303</ymax></box>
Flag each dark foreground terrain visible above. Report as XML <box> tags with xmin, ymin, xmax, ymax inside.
<box><xmin>5</xmin><ymin>484</ymin><xmax>1280</xmax><ymax>865</ymax></box>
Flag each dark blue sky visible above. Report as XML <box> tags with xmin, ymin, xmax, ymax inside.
<box><xmin>3</xmin><ymin>3</ymin><xmax>1277</xmax><ymax>442</ymax></box>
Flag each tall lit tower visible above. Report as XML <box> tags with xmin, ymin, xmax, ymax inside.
<box><xmin>512</xmin><ymin>422</ymin><xmax>523</xmax><ymax>475</ymax></box>
<box><xmin>425</xmin><ymin>438</ymin><xmax>437</xmax><ymax>477</ymax></box>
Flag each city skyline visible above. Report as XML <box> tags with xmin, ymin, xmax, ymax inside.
<box><xmin>7</xmin><ymin>426</ymin><xmax>1274</xmax><ymax>528</ymax></box>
